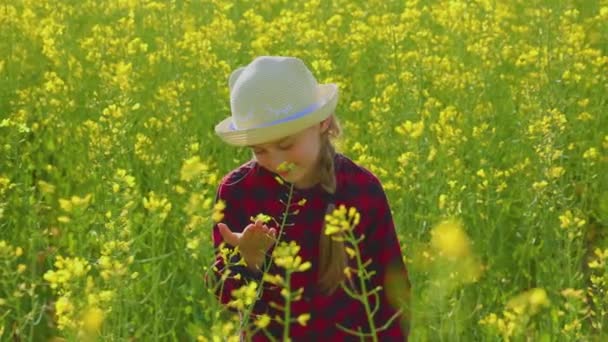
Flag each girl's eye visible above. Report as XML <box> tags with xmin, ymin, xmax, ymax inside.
<box><xmin>278</xmin><ymin>144</ymin><xmax>293</xmax><ymax>150</ymax></box>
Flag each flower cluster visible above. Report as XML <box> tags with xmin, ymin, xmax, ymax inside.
<box><xmin>324</xmin><ymin>204</ymin><xmax>361</xmax><ymax>237</ymax></box>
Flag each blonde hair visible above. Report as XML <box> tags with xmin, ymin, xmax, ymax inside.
<box><xmin>249</xmin><ymin>114</ymin><xmax>348</xmax><ymax>294</ymax></box>
<box><xmin>317</xmin><ymin>114</ymin><xmax>348</xmax><ymax>295</ymax></box>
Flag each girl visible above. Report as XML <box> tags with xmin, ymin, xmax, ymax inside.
<box><xmin>209</xmin><ymin>56</ymin><xmax>411</xmax><ymax>341</ymax></box>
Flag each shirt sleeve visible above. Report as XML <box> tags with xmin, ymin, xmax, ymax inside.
<box><xmin>362</xmin><ymin>178</ymin><xmax>412</xmax><ymax>340</ymax></box>
<box><xmin>206</xmin><ymin>176</ymin><xmax>267</xmax><ymax>314</ymax></box>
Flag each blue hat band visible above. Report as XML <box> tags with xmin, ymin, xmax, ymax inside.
<box><xmin>229</xmin><ymin>102</ymin><xmax>320</xmax><ymax>131</ymax></box>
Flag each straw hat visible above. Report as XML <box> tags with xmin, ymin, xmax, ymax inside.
<box><xmin>215</xmin><ymin>56</ymin><xmax>339</xmax><ymax>146</ymax></box>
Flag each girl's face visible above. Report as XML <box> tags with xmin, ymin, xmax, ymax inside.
<box><xmin>250</xmin><ymin>120</ymin><xmax>329</xmax><ymax>189</ymax></box>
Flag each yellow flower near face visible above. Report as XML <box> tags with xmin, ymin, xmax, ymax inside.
<box><xmin>430</xmin><ymin>219</ymin><xmax>471</xmax><ymax>260</ymax></box>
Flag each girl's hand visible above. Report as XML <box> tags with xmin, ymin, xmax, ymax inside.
<box><xmin>218</xmin><ymin>219</ymin><xmax>277</xmax><ymax>272</ymax></box>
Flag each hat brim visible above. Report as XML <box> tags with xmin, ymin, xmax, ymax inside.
<box><xmin>215</xmin><ymin>83</ymin><xmax>339</xmax><ymax>147</ymax></box>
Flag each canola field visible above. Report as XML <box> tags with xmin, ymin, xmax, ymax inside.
<box><xmin>1</xmin><ymin>0</ymin><xmax>607</xmax><ymax>340</ymax></box>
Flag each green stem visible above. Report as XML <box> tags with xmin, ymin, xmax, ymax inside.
<box><xmin>238</xmin><ymin>183</ymin><xmax>294</xmax><ymax>333</ymax></box>
<box><xmin>283</xmin><ymin>270</ymin><xmax>292</xmax><ymax>340</ymax></box>
<box><xmin>350</xmin><ymin>230</ymin><xmax>379</xmax><ymax>342</ymax></box>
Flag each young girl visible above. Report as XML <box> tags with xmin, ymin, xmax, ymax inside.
<box><xmin>210</xmin><ymin>56</ymin><xmax>411</xmax><ymax>341</ymax></box>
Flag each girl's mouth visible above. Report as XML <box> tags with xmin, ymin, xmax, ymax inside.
<box><xmin>276</xmin><ymin>161</ymin><xmax>296</xmax><ymax>176</ymax></box>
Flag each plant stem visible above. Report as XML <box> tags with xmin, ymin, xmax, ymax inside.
<box><xmin>350</xmin><ymin>230</ymin><xmax>379</xmax><ymax>342</ymax></box>
<box><xmin>283</xmin><ymin>270</ymin><xmax>292</xmax><ymax>340</ymax></box>
<box><xmin>238</xmin><ymin>183</ymin><xmax>294</xmax><ymax>333</ymax></box>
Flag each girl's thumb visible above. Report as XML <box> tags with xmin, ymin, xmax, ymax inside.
<box><xmin>218</xmin><ymin>223</ymin><xmax>237</xmax><ymax>246</ymax></box>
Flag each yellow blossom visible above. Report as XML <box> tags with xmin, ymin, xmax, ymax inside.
<box><xmin>212</xmin><ymin>200</ymin><xmax>226</xmax><ymax>223</ymax></box>
<box><xmin>324</xmin><ymin>205</ymin><xmax>360</xmax><ymax>236</ymax></box>
<box><xmin>296</xmin><ymin>313</ymin><xmax>310</xmax><ymax>326</ymax></box>
<box><xmin>272</xmin><ymin>241</ymin><xmax>311</xmax><ymax>273</ymax></box>
<box><xmin>430</xmin><ymin>219</ymin><xmax>470</xmax><ymax>259</ymax></box>
<box><xmin>532</xmin><ymin>180</ymin><xmax>548</xmax><ymax>191</ymax></box>
<box><xmin>82</xmin><ymin>306</ymin><xmax>105</xmax><ymax>333</ymax></box>
<box><xmin>276</xmin><ymin>161</ymin><xmax>296</xmax><ymax>173</ymax></box>
<box><xmin>228</xmin><ymin>281</ymin><xmax>258</xmax><ymax>311</ymax></box>
<box><xmin>37</xmin><ymin>180</ymin><xmax>56</xmax><ymax>194</ymax></box>
<box><xmin>142</xmin><ymin>191</ymin><xmax>172</xmax><ymax>220</ymax></box>
<box><xmin>59</xmin><ymin>194</ymin><xmax>92</xmax><ymax>212</ymax></box>
<box><xmin>582</xmin><ymin>147</ymin><xmax>598</xmax><ymax>160</ymax></box>
<box><xmin>180</xmin><ymin>156</ymin><xmax>209</xmax><ymax>181</ymax></box>
<box><xmin>255</xmin><ymin>314</ymin><xmax>271</xmax><ymax>328</ymax></box>
<box><xmin>250</xmin><ymin>212</ymin><xmax>271</xmax><ymax>223</ymax></box>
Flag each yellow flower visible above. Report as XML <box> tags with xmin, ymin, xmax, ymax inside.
<box><xmin>528</xmin><ymin>288</ymin><xmax>549</xmax><ymax>309</ymax></box>
<box><xmin>324</xmin><ymin>205</ymin><xmax>360</xmax><ymax>236</ymax></box>
<box><xmin>546</xmin><ymin>166</ymin><xmax>565</xmax><ymax>179</ymax></box>
<box><xmin>254</xmin><ymin>314</ymin><xmax>271</xmax><ymax>329</ymax></box>
<box><xmin>298</xmin><ymin>261</ymin><xmax>311</xmax><ymax>272</ymax></box>
<box><xmin>180</xmin><ymin>156</ymin><xmax>209</xmax><ymax>181</ymax></box>
<box><xmin>228</xmin><ymin>282</ymin><xmax>258</xmax><ymax>311</ymax></box>
<box><xmin>532</xmin><ymin>180</ymin><xmax>548</xmax><ymax>191</ymax></box>
<box><xmin>559</xmin><ymin>210</ymin><xmax>586</xmax><ymax>229</ymax></box>
<box><xmin>37</xmin><ymin>180</ymin><xmax>56</xmax><ymax>195</ymax></box>
<box><xmin>349</xmin><ymin>100</ymin><xmax>364</xmax><ymax>111</ymax></box>
<box><xmin>345</xmin><ymin>246</ymin><xmax>356</xmax><ymax>259</ymax></box>
<box><xmin>59</xmin><ymin>199</ymin><xmax>73</xmax><ymax>212</ymax></box>
<box><xmin>582</xmin><ymin>147</ymin><xmax>598</xmax><ymax>160</ymax></box>
<box><xmin>395</xmin><ymin>120</ymin><xmax>425</xmax><ymax>139</ymax></box>
<box><xmin>272</xmin><ymin>241</ymin><xmax>311</xmax><ymax>273</ymax></box>
<box><xmin>276</xmin><ymin>161</ymin><xmax>296</xmax><ymax>173</ymax></box>
<box><xmin>262</xmin><ymin>273</ymin><xmax>284</xmax><ymax>286</ymax></box>
<box><xmin>58</xmin><ymin>194</ymin><xmax>92</xmax><ymax>212</ymax></box>
<box><xmin>55</xmin><ymin>296</ymin><xmax>73</xmax><ymax>316</ymax></box>
<box><xmin>57</xmin><ymin>216</ymin><xmax>71</xmax><ymax>223</ymax></box>
<box><xmin>82</xmin><ymin>306</ymin><xmax>105</xmax><ymax>333</ymax></box>
<box><xmin>430</xmin><ymin>219</ymin><xmax>471</xmax><ymax>259</ymax></box>
<box><xmin>212</xmin><ymin>200</ymin><xmax>226</xmax><ymax>223</ymax></box>
<box><xmin>560</xmin><ymin>288</ymin><xmax>584</xmax><ymax>299</ymax></box>
<box><xmin>250</xmin><ymin>212</ymin><xmax>271</xmax><ymax>223</ymax></box>
<box><xmin>142</xmin><ymin>191</ymin><xmax>172</xmax><ymax>220</ymax></box>
<box><xmin>438</xmin><ymin>194</ymin><xmax>448</xmax><ymax>210</ymax></box>
<box><xmin>296</xmin><ymin>313</ymin><xmax>310</xmax><ymax>326</ymax></box>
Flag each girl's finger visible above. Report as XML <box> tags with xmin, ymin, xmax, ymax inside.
<box><xmin>258</xmin><ymin>224</ymin><xmax>268</xmax><ymax>234</ymax></box>
<box><xmin>218</xmin><ymin>223</ymin><xmax>238</xmax><ymax>247</ymax></box>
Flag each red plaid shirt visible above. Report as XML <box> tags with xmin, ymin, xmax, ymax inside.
<box><xmin>210</xmin><ymin>153</ymin><xmax>411</xmax><ymax>341</ymax></box>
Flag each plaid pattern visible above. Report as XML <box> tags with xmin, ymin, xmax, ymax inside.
<box><xmin>210</xmin><ymin>153</ymin><xmax>411</xmax><ymax>341</ymax></box>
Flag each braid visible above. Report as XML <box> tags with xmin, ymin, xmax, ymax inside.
<box><xmin>318</xmin><ymin>134</ymin><xmax>336</xmax><ymax>194</ymax></box>
<box><xmin>317</xmin><ymin>115</ymin><xmax>348</xmax><ymax>295</ymax></box>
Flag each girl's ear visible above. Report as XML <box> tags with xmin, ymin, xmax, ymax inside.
<box><xmin>320</xmin><ymin>117</ymin><xmax>331</xmax><ymax>133</ymax></box>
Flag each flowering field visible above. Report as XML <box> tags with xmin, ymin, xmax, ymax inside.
<box><xmin>1</xmin><ymin>0</ymin><xmax>607</xmax><ymax>340</ymax></box>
